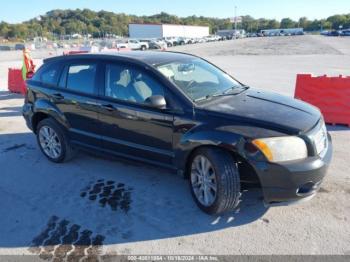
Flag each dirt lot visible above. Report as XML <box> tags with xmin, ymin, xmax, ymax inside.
<box><xmin>0</xmin><ymin>35</ymin><xmax>349</xmax><ymax>258</ymax></box>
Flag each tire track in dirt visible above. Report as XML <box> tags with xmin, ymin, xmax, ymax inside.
<box><xmin>28</xmin><ymin>216</ymin><xmax>105</xmax><ymax>261</ymax></box>
<box><xmin>80</xmin><ymin>179</ymin><xmax>133</xmax><ymax>213</ymax></box>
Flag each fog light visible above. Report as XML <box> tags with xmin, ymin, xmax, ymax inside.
<box><xmin>297</xmin><ymin>182</ymin><xmax>316</xmax><ymax>196</ymax></box>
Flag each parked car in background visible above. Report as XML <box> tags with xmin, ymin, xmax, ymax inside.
<box><xmin>116</xmin><ymin>40</ymin><xmax>129</xmax><ymax>49</ymax></box>
<box><xmin>139</xmin><ymin>39</ymin><xmax>167</xmax><ymax>50</ymax></box>
<box><xmin>246</xmin><ymin>33</ymin><xmax>258</xmax><ymax>38</ymax></box>
<box><xmin>163</xmin><ymin>37</ymin><xmax>178</xmax><ymax>46</ymax></box>
<box><xmin>196</xmin><ymin>37</ymin><xmax>207</xmax><ymax>43</ymax></box>
<box><xmin>127</xmin><ymin>39</ymin><xmax>149</xmax><ymax>50</ymax></box>
<box><xmin>340</xmin><ymin>29</ymin><xmax>350</xmax><ymax>36</ymax></box>
<box><xmin>177</xmin><ymin>37</ymin><xmax>191</xmax><ymax>45</ymax></box>
<box><xmin>163</xmin><ymin>39</ymin><xmax>173</xmax><ymax>47</ymax></box>
<box><xmin>204</xmin><ymin>35</ymin><xmax>217</xmax><ymax>42</ymax></box>
<box><xmin>326</xmin><ymin>30</ymin><xmax>341</xmax><ymax>36</ymax></box>
<box><xmin>152</xmin><ymin>39</ymin><xmax>167</xmax><ymax>49</ymax></box>
<box><xmin>0</xmin><ymin>45</ymin><xmax>11</xmax><ymax>51</ymax></box>
<box><xmin>23</xmin><ymin>51</ymin><xmax>332</xmax><ymax>215</ymax></box>
<box><xmin>15</xmin><ymin>43</ymin><xmax>25</xmax><ymax>50</ymax></box>
<box><xmin>186</xmin><ymin>38</ymin><xmax>195</xmax><ymax>44</ymax></box>
<box><xmin>148</xmin><ymin>41</ymin><xmax>163</xmax><ymax>50</ymax></box>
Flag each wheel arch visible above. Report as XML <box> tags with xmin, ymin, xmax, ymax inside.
<box><xmin>32</xmin><ymin>112</ymin><xmax>49</xmax><ymax>133</ymax></box>
<box><xmin>32</xmin><ymin>99</ymin><xmax>69</xmax><ymax>133</ymax></box>
<box><xmin>182</xmin><ymin>144</ymin><xmax>262</xmax><ymax>188</ymax></box>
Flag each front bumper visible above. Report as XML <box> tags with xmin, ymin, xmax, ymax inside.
<box><xmin>253</xmin><ymin>134</ymin><xmax>333</xmax><ymax>206</ymax></box>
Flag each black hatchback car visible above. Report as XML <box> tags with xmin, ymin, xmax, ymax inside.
<box><xmin>23</xmin><ymin>51</ymin><xmax>332</xmax><ymax>215</ymax></box>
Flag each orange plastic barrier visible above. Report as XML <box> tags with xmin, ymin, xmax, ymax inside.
<box><xmin>8</xmin><ymin>68</ymin><xmax>26</xmax><ymax>95</ymax></box>
<box><xmin>295</xmin><ymin>74</ymin><xmax>350</xmax><ymax>126</ymax></box>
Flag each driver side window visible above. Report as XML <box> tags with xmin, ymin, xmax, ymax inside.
<box><xmin>105</xmin><ymin>64</ymin><xmax>164</xmax><ymax>104</ymax></box>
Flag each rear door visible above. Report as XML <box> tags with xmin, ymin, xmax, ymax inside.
<box><xmin>55</xmin><ymin>59</ymin><xmax>102</xmax><ymax>147</ymax></box>
<box><xmin>96</xmin><ymin>62</ymin><xmax>175</xmax><ymax>166</ymax></box>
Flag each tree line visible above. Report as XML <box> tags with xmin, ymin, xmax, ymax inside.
<box><xmin>0</xmin><ymin>9</ymin><xmax>349</xmax><ymax>40</ymax></box>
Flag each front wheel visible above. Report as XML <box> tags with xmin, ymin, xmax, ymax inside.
<box><xmin>189</xmin><ymin>147</ymin><xmax>241</xmax><ymax>215</ymax></box>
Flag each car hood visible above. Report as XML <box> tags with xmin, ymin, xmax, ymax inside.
<box><xmin>200</xmin><ymin>88</ymin><xmax>321</xmax><ymax>134</ymax></box>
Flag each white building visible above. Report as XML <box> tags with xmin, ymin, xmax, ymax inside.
<box><xmin>129</xmin><ymin>23</ymin><xmax>210</xmax><ymax>38</ymax></box>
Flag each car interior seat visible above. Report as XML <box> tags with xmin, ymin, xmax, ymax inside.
<box><xmin>130</xmin><ymin>72</ymin><xmax>153</xmax><ymax>102</ymax></box>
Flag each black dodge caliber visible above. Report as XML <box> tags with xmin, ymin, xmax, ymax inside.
<box><xmin>23</xmin><ymin>51</ymin><xmax>332</xmax><ymax>215</ymax></box>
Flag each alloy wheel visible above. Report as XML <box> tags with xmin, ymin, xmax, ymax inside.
<box><xmin>38</xmin><ymin>126</ymin><xmax>62</xmax><ymax>159</ymax></box>
<box><xmin>190</xmin><ymin>155</ymin><xmax>217</xmax><ymax>206</ymax></box>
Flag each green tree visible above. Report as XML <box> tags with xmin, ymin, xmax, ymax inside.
<box><xmin>268</xmin><ymin>19</ymin><xmax>280</xmax><ymax>29</ymax></box>
<box><xmin>327</xmin><ymin>14</ymin><xmax>348</xmax><ymax>29</ymax></box>
<box><xmin>280</xmin><ymin>18</ymin><xmax>296</xmax><ymax>28</ymax></box>
<box><xmin>298</xmin><ymin>17</ymin><xmax>310</xmax><ymax>29</ymax></box>
<box><xmin>0</xmin><ymin>9</ymin><xmax>349</xmax><ymax>40</ymax></box>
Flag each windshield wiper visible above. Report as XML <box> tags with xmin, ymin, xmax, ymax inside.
<box><xmin>214</xmin><ymin>85</ymin><xmax>250</xmax><ymax>97</ymax></box>
<box><xmin>193</xmin><ymin>95</ymin><xmax>213</xmax><ymax>102</ymax></box>
<box><xmin>193</xmin><ymin>85</ymin><xmax>249</xmax><ymax>103</ymax></box>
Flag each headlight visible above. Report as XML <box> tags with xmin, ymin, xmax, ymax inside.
<box><xmin>252</xmin><ymin>136</ymin><xmax>308</xmax><ymax>162</ymax></box>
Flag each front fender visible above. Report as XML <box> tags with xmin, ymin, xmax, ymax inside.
<box><xmin>174</xmin><ymin>128</ymin><xmax>248</xmax><ymax>172</ymax></box>
<box><xmin>33</xmin><ymin>99</ymin><xmax>69</xmax><ymax>129</ymax></box>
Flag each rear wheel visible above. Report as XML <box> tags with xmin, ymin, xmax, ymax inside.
<box><xmin>189</xmin><ymin>147</ymin><xmax>241</xmax><ymax>215</ymax></box>
<box><xmin>141</xmin><ymin>45</ymin><xmax>146</xmax><ymax>51</ymax></box>
<box><xmin>36</xmin><ymin>118</ymin><xmax>76</xmax><ymax>163</ymax></box>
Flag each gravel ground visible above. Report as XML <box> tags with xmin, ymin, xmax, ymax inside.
<box><xmin>171</xmin><ymin>35</ymin><xmax>344</xmax><ymax>56</ymax></box>
<box><xmin>0</xmin><ymin>35</ymin><xmax>349</xmax><ymax>258</ymax></box>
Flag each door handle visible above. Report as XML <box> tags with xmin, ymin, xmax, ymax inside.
<box><xmin>117</xmin><ymin>111</ymin><xmax>138</xmax><ymax>120</ymax></box>
<box><xmin>101</xmin><ymin>104</ymin><xmax>115</xmax><ymax>111</ymax></box>
<box><xmin>52</xmin><ymin>93</ymin><xmax>64</xmax><ymax>100</ymax></box>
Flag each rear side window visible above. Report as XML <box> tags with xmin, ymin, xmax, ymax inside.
<box><xmin>66</xmin><ymin>64</ymin><xmax>97</xmax><ymax>94</ymax></box>
<box><xmin>32</xmin><ymin>62</ymin><xmax>61</xmax><ymax>86</ymax></box>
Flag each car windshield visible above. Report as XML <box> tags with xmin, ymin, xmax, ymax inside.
<box><xmin>156</xmin><ymin>58</ymin><xmax>243</xmax><ymax>102</ymax></box>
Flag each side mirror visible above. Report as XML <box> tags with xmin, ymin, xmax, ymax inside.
<box><xmin>145</xmin><ymin>95</ymin><xmax>167</xmax><ymax>109</ymax></box>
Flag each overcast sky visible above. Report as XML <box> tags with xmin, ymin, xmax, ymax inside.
<box><xmin>0</xmin><ymin>0</ymin><xmax>349</xmax><ymax>23</ymax></box>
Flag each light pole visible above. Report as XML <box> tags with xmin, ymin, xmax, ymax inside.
<box><xmin>234</xmin><ymin>5</ymin><xmax>238</xmax><ymax>32</ymax></box>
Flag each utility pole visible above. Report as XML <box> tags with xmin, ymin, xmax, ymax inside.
<box><xmin>234</xmin><ymin>5</ymin><xmax>238</xmax><ymax>32</ymax></box>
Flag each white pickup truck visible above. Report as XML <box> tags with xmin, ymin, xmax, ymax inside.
<box><xmin>126</xmin><ymin>39</ymin><xmax>149</xmax><ymax>50</ymax></box>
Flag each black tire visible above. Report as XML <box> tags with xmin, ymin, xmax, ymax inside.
<box><xmin>141</xmin><ymin>45</ymin><xmax>146</xmax><ymax>51</ymax></box>
<box><xmin>189</xmin><ymin>147</ymin><xmax>241</xmax><ymax>215</ymax></box>
<box><xmin>36</xmin><ymin>118</ymin><xmax>76</xmax><ymax>163</ymax></box>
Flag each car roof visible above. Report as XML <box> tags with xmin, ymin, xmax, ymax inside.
<box><xmin>44</xmin><ymin>51</ymin><xmax>197</xmax><ymax>67</ymax></box>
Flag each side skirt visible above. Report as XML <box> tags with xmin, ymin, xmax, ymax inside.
<box><xmin>71</xmin><ymin>140</ymin><xmax>179</xmax><ymax>172</ymax></box>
